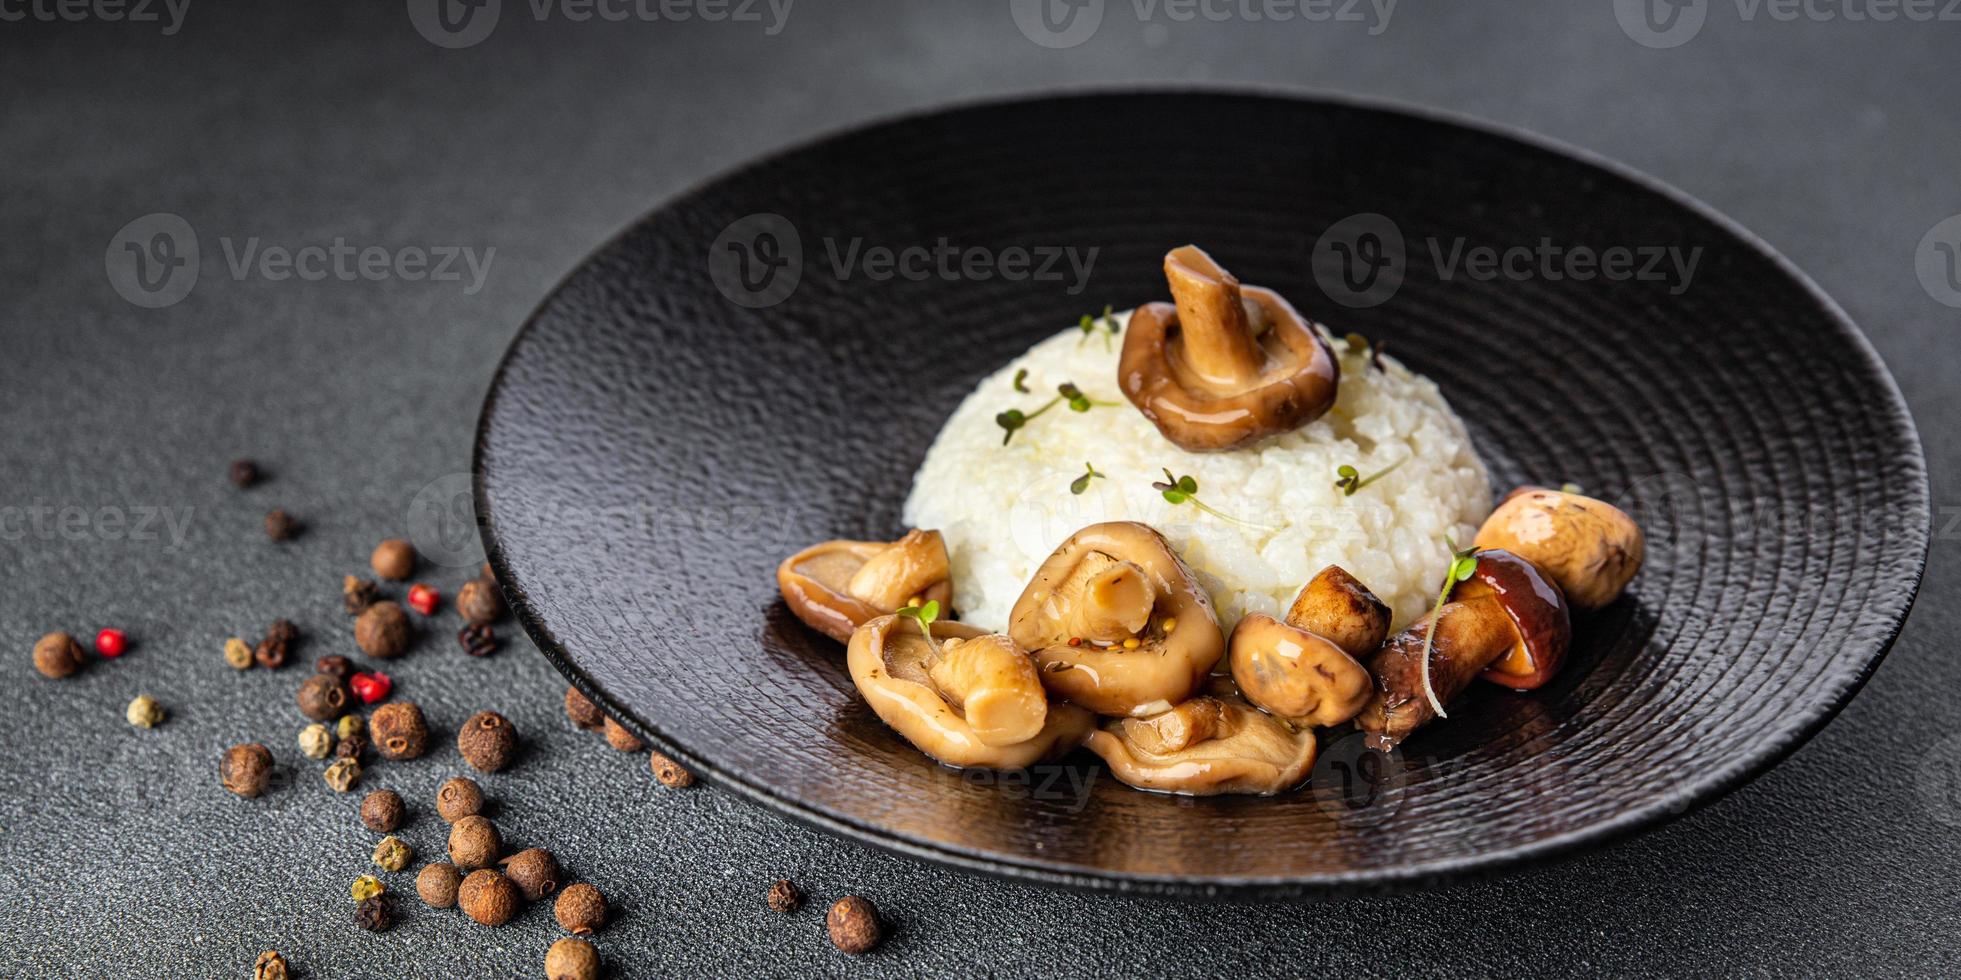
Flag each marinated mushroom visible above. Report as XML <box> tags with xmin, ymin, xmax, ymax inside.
<box><xmin>1474</xmin><ymin>486</ymin><xmax>1645</xmax><ymax>611</ymax></box>
<box><xmin>1118</xmin><ymin>245</ymin><xmax>1340</xmax><ymax>451</ymax></box>
<box><xmin>848</xmin><ymin>615</ymin><xmax>1094</xmax><ymax>769</ymax></box>
<box><xmin>778</xmin><ymin>529</ymin><xmax>953</xmax><ymax>643</ymax></box>
<box><xmin>1229</xmin><ymin>566</ymin><xmax>1386</xmax><ymax>727</ymax></box>
<box><xmin>1356</xmin><ymin>549</ymin><xmax>1571</xmax><ymax>748</ymax></box>
<box><xmin>1084</xmin><ymin>679</ymin><xmax>1317</xmax><ymax>796</ymax></box>
<box><xmin>1008</xmin><ymin>522</ymin><xmax>1225</xmax><ymax>717</ymax></box>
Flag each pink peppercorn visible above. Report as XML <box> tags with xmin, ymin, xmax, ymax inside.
<box><xmin>95</xmin><ymin>629</ymin><xmax>128</xmax><ymax>657</ymax></box>
<box><xmin>351</xmin><ymin>671</ymin><xmax>393</xmax><ymax>704</ymax></box>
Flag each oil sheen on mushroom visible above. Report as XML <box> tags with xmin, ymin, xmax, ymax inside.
<box><xmin>777</xmin><ymin>529</ymin><xmax>953</xmax><ymax>643</ymax></box>
<box><xmin>1230</xmin><ymin>565</ymin><xmax>1386</xmax><ymax>727</ymax></box>
<box><xmin>1474</xmin><ymin>486</ymin><xmax>1645</xmax><ymax>611</ymax></box>
<box><xmin>1084</xmin><ymin>679</ymin><xmax>1317</xmax><ymax>796</ymax></box>
<box><xmin>1008</xmin><ymin>522</ymin><xmax>1226</xmax><ymax>717</ymax></box>
<box><xmin>847</xmin><ymin>615</ymin><xmax>1094</xmax><ymax>770</ymax></box>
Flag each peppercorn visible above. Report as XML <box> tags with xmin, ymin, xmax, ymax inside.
<box><xmin>33</xmin><ymin>632</ymin><xmax>85</xmax><ymax>679</ymax></box>
<box><xmin>360</xmin><ymin>789</ymin><xmax>405</xmax><ymax>832</ymax></box>
<box><xmin>457</xmin><ymin>623</ymin><xmax>497</xmax><ymax>658</ymax></box>
<box><xmin>316</xmin><ymin>654</ymin><xmax>355</xmax><ymax>679</ymax></box>
<box><xmin>545</xmin><ymin>937</ymin><xmax>600</xmax><ymax>980</ymax></box>
<box><xmin>456</xmin><ymin>578</ymin><xmax>505</xmax><ymax>625</ymax></box>
<box><xmin>221</xmin><ymin>743</ymin><xmax>274</xmax><ymax>798</ymax></box>
<box><xmin>252</xmin><ymin>950</ymin><xmax>287</xmax><ymax>980</ymax></box>
<box><xmin>650</xmin><ymin>750</ymin><xmax>695</xmax><ymax>788</ymax></box>
<box><xmin>254</xmin><ymin>618</ymin><xmax>297</xmax><ymax>669</ymax></box>
<box><xmin>499</xmin><ymin>847</ymin><xmax>561</xmax><ymax>901</ymax></box>
<box><xmin>416</xmin><ymin>862</ymin><xmax>462</xmax><ymax>908</ymax></box>
<box><xmin>448</xmin><ymin>815</ymin><xmax>502</xmax><ymax>870</ymax></box>
<box><xmin>342</xmin><ymin>575</ymin><xmax>379</xmax><ymax>616</ymax></box>
<box><xmin>337</xmin><ymin>714</ymin><xmax>366</xmax><ymax>740</ymax></box>
<box><xmin>407</xmin><ymin>583</ymin><xmax>440</xmax><ymax>617</ymax></box>
<box><xmin>335</xmin><ymin>732</ymin><xmax>369</xmax><ymax>762</ymax></box>
<box><xmin>299</xmin><ymin>723</ymin><xmax>334</xmax><ymax>759</ymax></box>
<box><xmin>125</xmin><ymin>694</ymin><xmax>166</xmax><ymax>729</ymax></box>
<box><xmin>354</xmin><ymin>601</ymin><xmax>411</xmax><ymax>658</ymax></box>
<box><xmin>95</xmin><ymin>628</ymin><xmax>128</xmax><ymax>657</ymax></box>
<box><xmin>354</xmin><ymin>896</ymin><xmax>393</xmax><ymax>932</ymax></box>
<box><xmin>351</xmin><ymin>875</ymin><xmax>385</xmax><ymax>901</ymax></box>
<box><xmin>437</xmin><ymin>776</ymin><xmax>484</xmax><ymax>822</ymax></box>
<box><xmin>324</xmin><ymin>757</ymin><xmax>362</xmax><ymax>793</ymax></box>
<box><xmin>458</xmin><ymin>710</ymin><xmax>519</xmax><ymax>772</ymax></box>
<box><xmin>371</xmin><ymin>701</ymin><xmax>430</xmax><ymax>760</ymax></box>
<box><xmin>601</xmin><ymin>716</ymin><xmax>643</xmax><ymax>753</ymax></box>
<box><xmin>563</xmin><ymin>686</ymin><xmax>603</xmax><ymax>730</ymax></box>
<box><xmin>766</xmin><ymin>879</ymin><xmax>802</xmax><ymax>913</ymax></box>
<box><xmin>554</xmin><ymin>883</ymin><xmax>606</xmax><ymax>935</ymax></box>
<box><xmin>827</xmin><ymin>895</ymin><xmax>883</xmax><ymax>954</ymax></box>
<box><xmin>458</xmin><ymin>869</ymin><xmax>521</xmax><ymax>927</ymax></box>
<box><xmin>373</xmin><ymin>835</ymin><xmax>414</xmax><ymax>873</ymax></box>
<box><xmin>264</xmin><ymin>509</ymin><xmax>300</xmax><ymax>541</ymax></box>
<box><xmin>350</xmin><ymin>670</ymin><xmax>392</xmax><ymax>704</ymax></box>
<box><xmin>224</xmin><ymin>636</ymin><xmax>254</xmax><ymax>670</ymax></box>
<box><xmin>229</xmin><ymin>459</ymin><xmax>260</xmax><ymax>488</ymax></box>
<box><xmin>297</xmin><ymin>673</ymin><xmax>350</xmax><ymax>721</ymax></box>
<box><xmin>371</xmin><ymin>539</ymin><xmax>417</xmax><ymax>581</ymax></box>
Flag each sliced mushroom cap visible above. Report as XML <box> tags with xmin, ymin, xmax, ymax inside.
<box><xmin>1084</xmin><ymin>681</ymin><xmax>1317</xmax><ymax>796</ymax></box>
<box><xmin>1118</xmin><ymin>246</ymin><xmax>1339</xmax><ymax>451</ymax></box>
<box><xmin>1008</xmin><ymin>522</ymin><xmax>1225</xmax><ymax>717</ymax></box>
<box><xmin>1283</xmin><ymin>564</ymin><xmax>1391</xmax><ymax>659</ymax></box>
<box><xmin>1454</xmin><ymin>548</ymin><xmax>1574</xmax><ymax>691</ymax></box>
<box><xmin>847</xmin><ymin>615</ymin><xmax>1094</xmax><ymax>770</ymax></box>
<box><xmin>1229</xmin><ymin>613</ymin><xmax>1372</xmax><ymax>728</ymax></box>
<box><xmin>1474</xmin><ymin>486</ymin><xmax>1644</xmax><ymax>611</ymax></box>
<box><xmin>777</xmin><ymin>530</ymin><xmax>953</xmax><ymax>643</ymax></box>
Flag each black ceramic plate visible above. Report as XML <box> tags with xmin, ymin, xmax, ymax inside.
<box><xmin>475</xmin><ymin>91</ymin><xmax>1928</xmax><ymax>898</ymax></box>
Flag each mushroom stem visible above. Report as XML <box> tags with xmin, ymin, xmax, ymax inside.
<box><xmin>1118</xmin><ymin>696</ymin><xmax>1226</xmax><ymax>755</ymax></box>
<box><xmin>1164</xmin><ymin>245</ymin><xmax>1266</xmax><ymax>388</ymax></box>
<box><xmin>1073</xmin><ymin>559</ymin><xmax>1156</xmax><ymax>642</ymax></box>
<box><xmin>845</xmin><ymin>529</ymin><xmax>950</xmax><ymax>610</ymax></box>
<box><xmin>1356</xmin><ymin>595</ymin><xmax>1516</xmax><ymax>748</ymax></box>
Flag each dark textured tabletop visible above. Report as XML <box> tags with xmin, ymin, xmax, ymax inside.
<box><xmin>3</xmin><ymin>2</ymin><xmax>1956</xmax><ymax>976</ymax></box>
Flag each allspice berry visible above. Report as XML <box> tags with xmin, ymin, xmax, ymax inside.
<box><xmin>563</xmin><ymin>686</ymin><xmax>603</xmax><ymax>730</ymax></box>
<box><xmin>324</xmin><ymin>757</ymin><xmax>363</xmax><ymax>793</ymax></box>
<box><xmin>221</xmin><ymin>743</ymin><xmax>274</xmax><ymax>798</ymax></box>
<box><xmin>448</xmin><ymin>814</ymin><xmax>503</xmax><ymax>870</ymax></box>
<box><xmin>316</xmin><ymin>654</ymin><xmax>355</xmax><ymax>679</ymax></box>
<box><xmin>360</xmin><ymin>789</ymin><xmax>405</xmax><ymax>832</ymax></box>
<box><xmin>456</xmin><ymin>578</ymin><xmax>505</xmax><ymax>625</ymax></box>
<box><xmin>458</xmin><ymin>869</ymin><xmax>521</xmax><ymax>926</ymax></box>
<box><xmin>252</xmin><ymin>950</ymin><xmax>288</xmax><ymax>980</ymax></box>
<box><xmin>499</xmin><ymin>847</ymin><xmax>561</xmax><ymax>901</ymax></box>
<box><xmin>601</xmin><ymin>716</ymin><xmax>643</xmax><ymax>753</ymax></box>
<box><xmin>125</xmin><ymin>694</ymin><xmax>166</xmax><ymax>729</ymax></box>
<box><xmin>416</xmin><ymin>862</ymin><xmax>462</xmax><ymax>908</ymax></box>
<box><xmin>264</xmin><ymin>508</ymin><xmax>300</xmax><ymax>541</ymax></box>
<box><xmin>298</xmin><ymin>723</ymin><xmax>334</xmax><ymax>759</ymax></box>
<box><xmin>650</xmin><ymin>750</ymin><xmax>695</xmax><ymax>788</ymax></box>
<box><xmin>371</xmin><ymin>539</ymin><xmax>417</xmax><ymax>581</ymax></box>
<box><xmin>373</xmin><ymin>835</ymin><xmax>414</xmax><ymax>873</ymax></box>
<box><xmin>370</xmin><ymin>701</ymin><xmax>431</xmax><ymax>760</ymax></box>
<box><xmin>827</xmin><ymin>895</ymin><xmax>884</xmax><ymax>954</ymax></box>
<box><xmin>33</xmin><ymin>632</ymin><xmax>85</xmax><ymax>679</ymax></box>
<box><xmin>545</xmin><ymin>937</ymin><xmax>600</xmax><ymax>980</ymax></box>
<box><xmin>296</xmin><ymin>673</ymin><xmax>350</xmax><ymax>721</ymax></box>
<box><xmin>554</xmin><ymin>883</ymin><xmax>606</xmax><ymax>935</ymax></box>
<box><xmin>766</xmin><ymin>879</ymin><xmax>802</xmax><ymax>914</ymax></box>
<box><xmin>354</xmin><ymin>601</ymin><xmax>411</xmax><ymax>658</ymax></box>
<box><xmin>437</xmin><ymin>776</ymin><xmax>485</xmax><ymax>822</ymax></box>
<box><xmin>458</xmin><ymin>710</ymin><xmax>518</xmax><ymax>772</ymax></box>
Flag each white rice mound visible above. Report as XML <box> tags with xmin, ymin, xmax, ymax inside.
<box><xmin>903</xmin><ymin>315</ymin><xmax>1493</xmax><ymax>634</ymax></box>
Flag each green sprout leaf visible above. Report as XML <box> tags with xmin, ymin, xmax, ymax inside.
<box><xmin>1012</xmin><ymin>368</ymin><xmax>1029</xmax><ymax>393</ymax></box>
<box><xmin>1150</xmin><ymin>468</ymin><xmax>1270</xmax><ymax>529</ymax></box>
<box><xmin>1333</xmin><ymin>458</ymin><xmax>1406</xmax><ymax>496</ymax></box>
<box><xmin>895</xmin><ymin>599</ymin><xmax>942</xmax><ymax>656</ymax></box>
<box><xmin>1415</xmin><ymin>540</ymin><xmax>1481</xmax><ymax>718</ymax></box>
<box><xmin>1070</xmin><ymin>462</ymin><xmax>1105</xmax><ymax>495</ymax></box>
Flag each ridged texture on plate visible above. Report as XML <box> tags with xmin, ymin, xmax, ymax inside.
<box><xmin>475</xmin><ymin>93</ymin><xmax>1928</xmax><ymax>897</ymax></box>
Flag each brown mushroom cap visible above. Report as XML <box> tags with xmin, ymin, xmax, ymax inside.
<box><xmin>847</xmin><ymin>615</ymin><xmax>1093</xmax><ymax>770</ymax></box>
<box><xmin>1283</xmin><ymin>565</ymin><xmax>1391</xmax><ymax>659</ymax></box>
<box><xmin>1454</xmin><ymin>548</ymin><xmax>1574</xmax><ymax>691</ymax></box>
<box><xmin>1119</xmin><ymin>246</ymin><xmax>1339</xmax><ymax>452</ymax></box>
<box><xmin>777</xmin><ymin>529</ymin><xmax>953</xmax><ymax>643</ymax></box>
<box><xmin>1007</xmin><ymin>521</ymin><xmax>1225</xmax><ymax>717</ymax></box>
<box><xmin>1228</xmin><ymin>613</ymin><xmax>1372</xmax><ymax>727</ymax></box>
<box><xmin>1084</xmin><ymin>680</ymin><xmax>1317</xmax><ymax>796</ymax></box>
<box><xmin>1474</xmin><ymin>487</ymin><xmax>1644</xmax><ymax>611</ymax></box>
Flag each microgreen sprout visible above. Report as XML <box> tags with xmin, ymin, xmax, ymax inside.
<box><xmin>996</xmin><ymin>381</ymin><xmax>1110</xmax><ymax>444</ymax></box>
<box><xmin>1415</xmin><ymin>541</ymin><xmax>1480</xmax><ymax>718</ymax></box>
<box><xmin>1012</xmin><ymin>368</ymin><xmax>1030</xmax><ymax>393</ymax></box>
<box><xmin>895</xmin><ymin>599</ymin><xmax>942</xmax><ymax>657</ymax></box>
<box><xmin>1151</xmin><ymin>468</ymin><xmax>1273</xmax><ymax>530</ymax></box>
<box><xmin>1078</xmin><ymin>305</ymin><xmax>1122</xmax><ymax>349</ymax></box>
<box><xmin>1560</xmin><ymin>481</ymin><xmax>1584</xmax><ymax>495</ymax></box>
<box><xmin>1057</xmin><ymin>382</ymin><xmax>1117</xmax><ymax>413</ymax></box>
<box><xmin>1070</xmin><ymin>462</ymin><xmax>1105</xmax><ymax>495</ymax></box>
<box><xmin>1333</xmin><ymin>458</ymin><xmax>1406</xmax><ymax>496</ymax></box>
<box><xmin>1344</xmin><ymin>331</ymin><xmax>1389</xmax><ymax>373</ymax></box>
